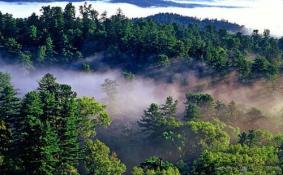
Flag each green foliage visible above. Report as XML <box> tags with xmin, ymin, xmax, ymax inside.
<box><xmin>193</xmin><ymin>144</ymin><xmax>282</xmax><ymax>175</ymax></box>
<box><xmin>185</xmin><ymin>103</ymin><xmax>201</xmax><ymax>121</ymax></box>
<box><xmin>136</xmin><ymin>94</ymin><xmax>283</xmax><ymax>175</ymax></box>
<box><xmin>28</xmin><ymin>25</ymin><xmax>37</xmax><ymax>40</ymax></box>
<box><xmin>0</xmin><ymin>72</ymin><xmax>20</xmax><ymax>123</ymax></box>
<box><xmin>132</xmin><ymin>157</ymin><xmax>180</xmax><ymax>175</ymax></box>
<box><xmin>158</xmin><ymin>54</ymin><xmax>170</xmax><ymax>67</ymax></box>
<box><xmin>19</xmin><ymin>51</ymin><xmax>33</xmax><ymax>69</ymax></box>
<box><xmin>84</xmin><ymin>139</ymin><xmax>126</xmax><ymax>175</ymax></box>
<box><xmin>239</xmin><ymin>129</ymin><xmax>274</xmax><ymax>147</ymax></box>
<box><xmin>0</xmin><ymin>4</ymin><xmax>281</xmax><ymax>80</ymax></box>
<box><xmin>0</xmin><ymin>72</ymin><xmax>20</xmax><ymax>173</ymax></box>
<box><xmin>77</xmin><ymin>96</ymin><xmax>111</xmax><ymax>139</ymax></box>
<box><xmin>162</xmin><ymin>120</ymin><xmax>230</xmax><ymax>161</ymax></box>
<box><xmin>1</xmin><ymin>71</ymin><xmax>283</xmax><ymax>174</ymax></box>
<box><xmin>138</xmin><ymin>97</ymin><xmax>179</xmax><ymax>139</ymax></box>
<box><xmin>0</xmin><ymin>119</ymin><xmax>11</xmax><ymax>171</ymax></box>
<box><xmin>38</xmin><ymin>45</ymin><xmax>47</xmax><ymax>63</ymax></box>
<box><xmin>185</xmin><ymin>93</ymin><xmax>214</xmax><ymax>120</ymax></box>
<box><xmin>0</xmin><ymin>72</ymin><xmax>124</xmax><ymax>174</ymax></box>
<box><xmin>206</xmin><ymin>46</ymin><xmax>228</xmax><ymax>71</ymax></box>
<box><xmin>252</xmin><ymin>56</ymin><xmax>279</xmax><ymax>79</ymax></box>
<box><xmin>4</xmin><ymin>37</ymin><xmax>22</xmax><ymax>54</ymax></box>
<box><xmin>138</xmin><ymin>95</ymin><xmax>230</xmax><ymax>162</ymax></box>
<box><xmin>187</xmin><ymin>121</ymin><xmax>230</xmax><ymax>150</ymax></box>
<box><xmin>37</xmin><ymin>74</ymin><xmax>80</xmax><ymax>169</ymax></box>
<box><xmin>0</xmin><ymin>4</ymin><xmax>283</xmax><ymax>170</ymax></box>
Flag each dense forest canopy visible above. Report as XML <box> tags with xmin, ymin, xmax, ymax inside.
<box><xmin>1</xmin><ymin>72</ymin><xmax>283</xmax><ymax>174</ymax></box>
<box><xmin>143</xmin><ymin>13</ymin><xmax>244</xmax><ymax>33</ymax></box>
<box><xmin>0</xmin><ymin>2</ymin><xmax>283</xmax><ymax>81</ymax></box>
<box><xmin>1</xmin><ymin>2</ymin><xmax>283</xmax><ymax>175</ymax></box>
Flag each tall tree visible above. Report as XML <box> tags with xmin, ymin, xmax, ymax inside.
<box><xmin>64</xmin><ymin>3</ymin><xmax>76</xmax><ymax>30</ymax></box>
<box><xmin>19</xmin><ymin>91</ymin><xmax>60</xmax><ymax>175</ymax></box>
<box><xmin>38</xmin><ymin>74</ymin><xmax>80</xmax><ymax>172</ymax></box>
<box><xmin>0</xmin><ymin>72</ymin><xmax>21</xmax><ymax>173</ymax></box>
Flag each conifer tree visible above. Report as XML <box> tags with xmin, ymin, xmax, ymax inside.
<box><xmin>38</xmin><ymin>74</ymin><xmax>80</xmax><ymax>171</ymax></box>
<box><xmin>0</xmin><ymin>72</ymin><xmax>21</xmax><ymax>173</ymax></box>
<box><xmin>20</xmin><ymin>91</ymin><xmax>60</xmax><ymax>175</ymax></box>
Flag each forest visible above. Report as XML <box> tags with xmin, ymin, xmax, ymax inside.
<box><xmin>1</xmin><ymin>2</ymin><xmax>283</xmax><ymax>175</ymax></box>
<box><xmin>143</xmin><ymin>13</ymin><xmax>244</xmax><ymax>33</ymax></box>
<box><xmin>2</xmin><ymin>71</ymin><xmax>283</xmax><ymax>175</ymax></box>
<box><xmin>0</xmin><ymin>3</ymin><xmax>283</xmax><ymax>81</ymax></box>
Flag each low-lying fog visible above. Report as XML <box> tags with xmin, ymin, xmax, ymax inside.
<box><xmin>2</xmin><ymin>63</ymin><xmax>283</xmax><ymax>123</ymax></box>
<box><xmin>0</xmin><ymin>0</ymin><xmax>283</xmax><ymax>36</ymax></box>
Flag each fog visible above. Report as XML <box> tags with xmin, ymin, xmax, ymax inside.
<box><xmin>0</xmin><ymin>0</ymin><xmax>283</xmax><ymax>36</ymax></box>
<box><xmin>2</xmin><ymin>62</ymin><xmax>283</xmax><ymax>122</ymax></box>
<box><xmin>0</xmin><ymin>63</ymin><xmax>186</xmax><ymax>120</ymax></box>
<box><xmin>1</xmin><ymin>1</ymin><xmax>283</xmax><ymax>171</ymax></box>
<box><xmin>2</xmin><ymin>60</ymin><xmax>283</xmax><ymax>169</ymax></box>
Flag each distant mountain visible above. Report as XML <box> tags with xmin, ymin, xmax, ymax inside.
<box><xmin>142</xmin><ymin>13</ymin><xmax>244</xmax><ymax>32</ymax></box>
<box><xmin>111</xmin><ymin>0</ymin><xmax>235</xmax><ymax>8</ymax></box>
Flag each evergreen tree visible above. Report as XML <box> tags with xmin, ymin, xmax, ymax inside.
<box><xmin>0</xmin><ymin>73</ymin><xmax>125</xmax><ymax>174</ymax></box>
<box><xmin>138</xmin><ymin>97</ymin><xmax>179</xmax><ymax>139</ymax></box>
<box><xmin>57</xmin><ymin>85</ymin><xmax>79</xmax><ymax>171</ymax></box>
<box><xmin>20</xmin><ymin>91</ymin><xmax>60</xmax><ymax>175</ymax></box>
<box><xmin>0</xmin><ymin>119</ymin><xmax>11</xmax><ymax>173</ymax></box>
<box><xmin>0</xmin><ymin>72</ymin><xmax>21</xmax><ymax>173</ymax></box>
<box><xmin>185</xmin><ymin>93</ymin><xmax>214</xmax><ymax>121</ymax></box>
<box><xmin>160</xmin><ymin>96</ymin><xmax>178</xmax><ymax>118</ymax></box>
<box><xmin>40</xmin><ymin>122</ymin><xmax>60</xmax><ymax>175</ymax></box>
<box><xmin>0</xmin><ymin>72</ymin><xmax>21</xmax><ymax>126</ymax></box>
<box><xmin>64</xmin><ymin>3</ymin><xmax>76</xmax><ymax>30</ymax></box>
<box><xmin>38</xmin><ymin>74</ymin><xmax>80</xmax><ymax>172</ymax></box>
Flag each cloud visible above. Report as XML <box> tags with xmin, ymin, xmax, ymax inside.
<box><xmin>0</xmin><ymin>63</ymin><xmax>184</xmax><ymax>120</ymax></box>
<box><xmin>0</xmin><ymin>0</ymin><xmax>282</xmax><ymax>36</ymax></box>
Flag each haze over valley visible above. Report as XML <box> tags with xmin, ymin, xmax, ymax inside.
<box><xmin>1</xmin><ymin>1</ymin><xmax>283</xmax><ymax>174</ymax></box>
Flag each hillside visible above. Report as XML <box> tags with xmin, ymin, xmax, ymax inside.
<box><xmin>144</xmin><ymin>13</ymin><xmax>244</xmax><ymax>33</ymax></box>
<box><xmin>2</xmin><ymin>3</ymin><xmax>283</xmax><ymax>175</ymax></box>
<box><xmin>0</xmin><ymin>3</ymin><xmax>282</xmax><ymax>82</ymax></box>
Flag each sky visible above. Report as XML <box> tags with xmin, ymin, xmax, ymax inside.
<box><xmin>0</xmin><ymin>0</ymin><xmax>282</xmax><ymax>36</ymax></box>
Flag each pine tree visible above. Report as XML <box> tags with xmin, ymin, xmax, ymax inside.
<box><xmin>0</xmin><ymin>119</ymin><xmax>11</xmax><ymax>172</ymax></box>
<box><xmin>38</xmin><ymin>74</ymin><xmax>80</xmax><ymax>172</ymax></box>
<box><xmin>160</xmin><ymin>96</ymin><xmax>178</xmax><ymax>118</ymax></box>
<box><xmin>39</xmin><ymin>122</ymin><xmax>60</xmax><ymax>175</ymax></box>
<box><xmin>20</xmin><ymin>91</ymin><xmax>60</xmax><ymax>175</ymax></box>
<box><xmin>57</xmin><ymin>86</ymin><xmax>79</xmax><ymax>172</ymax></box>
<box><xmin>0</xmin><ymin>72</ymin><xmax>21</xmax><ymax>173</ymax></box>
<box><xmin>20</xmin><ymin>91</ymin><xmax>44</xmax><ymax>174</ymax></box>
<box><xmin>0</xmin><ymin>72</ymin><xmax>21</xmax><ymax>128</ymax></box>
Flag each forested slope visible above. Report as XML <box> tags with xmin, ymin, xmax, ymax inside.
<box><xmin>143</xmin><ymin>13</ymin><xmax>244</xmax><ymax>32</ymax></box>
<box><xmin>2</xmin><ymin>3</ymin><xmax>283</xmax><ymax>175</ymax></box>
<box><xmin>1</xmin><ymin>73</ymin><xmax>283</xmax><ymax>174</ymax></box>
<box><xmin>0</xmin><ymin>3</ymin><xmax>283</xmax><ymax>81</ymax></box>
